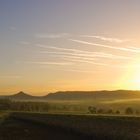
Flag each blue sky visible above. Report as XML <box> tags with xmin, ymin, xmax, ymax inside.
<box><xmin>1</xmin><ymin>0</ymin><xmax>140</xmax><ymax>95</ymax></box>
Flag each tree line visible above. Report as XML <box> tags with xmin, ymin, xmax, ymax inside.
<box><xmin>88</xmin><ymin>106</ymin><xmax>140</xmax><ymax>115</ymax></box>
<box><xmin>0</xmin><ymin>99</ymin><xmax>49</xmax><ymax>112</ymax></box>
<box><xmin>0</xmin><ymin>99</ymin><xmax>139</xmax><ymax>115</ymax></box>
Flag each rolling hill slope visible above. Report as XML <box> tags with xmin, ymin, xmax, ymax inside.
<box><xmin>1</xmin><ymin>90</ymin><xmax>140</xmax><ymax>101</ymax></box>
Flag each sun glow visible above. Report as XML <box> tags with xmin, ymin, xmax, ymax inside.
<box><xmin>129</xmin><ymin>76</ymin><xmax>140</xmax><ymax>90</ymax></box>
<box><xmin>120</xmin><ymin>65</ymin><xmax>140</xmax><ymax>90</ymax></box>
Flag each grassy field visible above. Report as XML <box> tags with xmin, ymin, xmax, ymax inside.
<box><xmin>44</xmin><ymin>98</ymin><xmax>140</xmax><ymax>115</ymax></box>
<box><xmin>7</xmin><ymin>112</ymin><xmax>140</xmax><ymax>140</ymax></box>
<box><xmin>0</xmin><ymin>112</ymin><xmax>85</xmax><ymax>140</ymax></box>
<box><xmin>0</xmin><ymin>111</ymin><xmax>9</xmax><ymax>124</ymax></box>
<box><xmin>1</xmin><ymin>98</ymin><xmax>140</xmax><ymax>140</ymax></box>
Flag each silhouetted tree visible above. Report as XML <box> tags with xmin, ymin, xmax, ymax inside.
<box><xmin>135</xmin><ymin>110</ymin><xmax>140</xmax><ymax>115</ymax></box>
<box><xmin>125</xmin><ymin>107</ymin><xmax>133</xmax><ymax>115</ymax></box>
<box><xmin>97</xmin><ymin>108</ymin><xmax>104</xmax><ymax>114</ymax></box>
<box><xmin>88</xmin><ymin>106</ymin><xmax>96</xmax><ymax>114</ymax></box>
<box><xmin>0</xmin><ymin>99</ymin><xmax>11</xmax><ymax>110</ymax></box>
<box><xmin>115</xmin><ymin>110</ymin><xmax>120</xmax><ymax>115</ymax></box>
<box><xmin>107</xmin><ymin>109</ymin><xmax>113</xmax><ymax>114</ymax></box>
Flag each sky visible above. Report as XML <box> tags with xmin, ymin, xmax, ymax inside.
<box><xmin>1</xmin><ymin>0</ymin><xmax>140</xmax><ymax>95</ymax></box>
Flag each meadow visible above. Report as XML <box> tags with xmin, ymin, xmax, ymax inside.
<box><xmin>6</xmin><ymin>112</ymin><xmax>140</xmax><ymax>140</ymax></box>
<box><xmin>0</xmin><ymin>95</ymin><xmax>140</xmax><ymax>140</ymax></box>
<box><xmin>0</xmin><ymin>112</ymin><xmax>86</xmax><ymax>140</ymax></box>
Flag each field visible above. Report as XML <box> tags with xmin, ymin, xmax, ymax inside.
<box><xmin>1</xmin><ymin>97</ymin><xmax>140</xmax><ymax>140</ymax></box>
<box><xmin>0</xmin><ymin>112</ymin><xmax>85</xmax><ymax>140</ymax></box>
<box><xmin>45</xmin><ymin>98</ymin><xmax>140</xmax><ymax>114</ymax></box>
<box><xmin>0</xmin><ymin>112</ymin><xmax>139</xmax><ymax>140</ymax></box>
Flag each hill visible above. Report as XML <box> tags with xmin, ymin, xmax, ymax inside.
<box><xmin>1</xmin><ymin>90</ymin><xmax>140</xmax><ymax>101</ymax></box>
<box><xmin>45</xmin><ymin>90</ymin><xmax>140</xmax><ymax>100</ymax></box>
<box><xmin>0</xmin><ymin>91</ymin><xmax>38</xmax><ymax>101</ymax></box>
<box><xmin>9</xmin><ymin>91</ymin><xmax>37</xmax><ymax>100</ymax></box>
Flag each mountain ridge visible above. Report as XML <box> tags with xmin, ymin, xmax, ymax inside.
<box><xmin>0</xmin><ymin>90</ymin><xmax>140</xmax><ymax>101</ymax></box>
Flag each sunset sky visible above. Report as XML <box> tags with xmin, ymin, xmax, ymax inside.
<box><xmin>1</xmin><ymin>0</ymin><xmax>140</xmax><ymax>95</ymax></box>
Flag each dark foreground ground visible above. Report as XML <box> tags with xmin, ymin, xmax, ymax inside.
<box><xmin>0</xmin><ymin>112</ymin><xmax>140</xmax><ymax>140</ymax></box>
<box><xmin>0</xmin><ymin>116</ymin><xmax>86</xmax><ymax>140</ymax></box>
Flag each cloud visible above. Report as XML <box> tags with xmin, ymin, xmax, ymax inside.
<box><xmin>35</xmin><ymin>33</ymin><xmax>69</xmax><ymax>39</ymax></box>
<box><xmin>63</xmin><ymin>58</ymin><xmax>108</xmax><ymax>66</ymax></box>
<box><xmin>23</xmin><ymin>61</ymin><xmax>74</xmax><ymax>66</ymax></box>
<box><xmin>38</xmin><ymin>51</ymin><xmax>109</xmax><ymax>66</ymax></box>
<box><xmin>57</xmin><ymin>68</ymin><xmax>95</xmax><ymax>73</ymax></box>
<box><xmin>44</xmin><ymin>53</ymin><xmax>98</xmax><ymax>61</ymax></box>
<box><xmin>62</xmin><ymin>58</ymin><xmax>132</xmax><ymax>68</ymax></box>
<box><xmin>80</xmin><ymin>35</ymin><xmax>128</xmax><ymax>43</ymax></box>
<box><xmin>70</xmin><ymin>39</ymin><xmax>140</xmax><ymax>53</ymax></box>
<box><xmin>40</xmin><ymin>51</ymin><xmax>131</xmax><ymax>61</ymax></box>
<box><xmin>127</xmin><ymin>46</ymin><xmax>140</xmax><ymax>51</ymax></box>
<box><xmin>41</xmin><ymin>66</ymin><xmax>96</xmax><ymax>74</ymax></box>
<box><xmin>37</xmin><ymin>44</ymin><xmax>131</xmax><ymax>60</ymax></box>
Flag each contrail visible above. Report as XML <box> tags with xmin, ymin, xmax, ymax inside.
<box><xmin>40</xmin><ymin>51</ymin><xmax>131</xmax><ymax>60</ymax></box>
<box><xmin>23</xmin><ymin>61</ymin><xmax>74</xmax><ymax>66</ymax></box>
<box><xmin>37</xmin><ymin>44</ymin><xmax>131</xmax><ymax>60</ymax></box>
<box><xmin>70</xmin><ymin>39</ymin><xmax>140</xmax><ymax>53</ymax></box>
<box><xmin>80</xmin><ymin>35</ymin><xmax>128</xmax><ymax>43</ymax></box>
